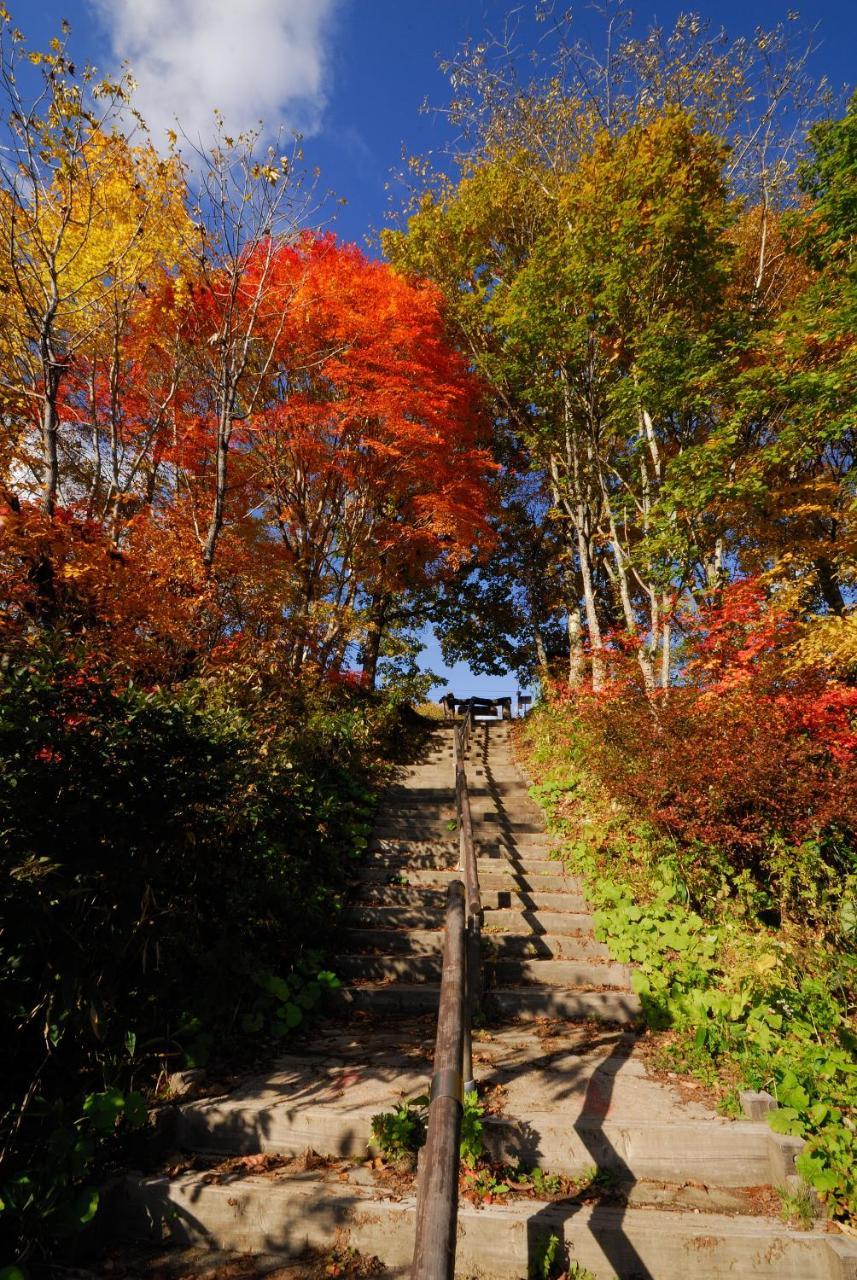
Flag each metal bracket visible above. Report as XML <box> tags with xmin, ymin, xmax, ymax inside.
<box><xmin>430</xmin><ymin>1069</ymin><xmax>463</xmax><ymax>1104</ymax></box>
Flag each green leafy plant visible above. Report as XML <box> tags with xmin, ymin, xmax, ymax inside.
<box><xmin>514</xmin><ymin>1165</ymin><xmax>564</xmax><ymax>1196</ymax></box>
<box><xmin>776</xmin><ymin>1180</ymin><xmax>818</xmax><ymax>1230</ymax></box>
<box><xmin>462</xmin><ymin>1167</ymin><xmax>511</xmax><ymax>1200</ymax></box>
<box><xmin>521</xmin><ymin>701</ymin><xmax>857</xmax><ymax>1223</ymax></box>
<box><xmin>0</xmin><ymin>644</ymin><xmax>388</xmax><ymax>1262</ymax></box>
<box><xmin>530</xmin><ymin>1232</ymin><xmax>564</xmax><ymax>1280</ymax></box>
<box><xmin>370</xmin><ymin>1101</ymin><xmax>426</xmax><ymax>1160</ymax></box>
<box><xmin>567</xmin><ymin>1265</ymin><xmax>598</xmax><ymax>1280</ymax></box>
<box><xmin>370</xmin><ymin>1088</ymin><xmax>486</xmax><ymax>1168</ymax></box>
<box><xmin>460</xmin><ymin>1090</ymin><xmax>485</xmax><ymax>1168</ymax></box>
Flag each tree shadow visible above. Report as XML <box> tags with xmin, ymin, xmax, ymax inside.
<box><xmin>522</xmin><ymin>1035</ymin><xmax>654</xmax><ymax>1279</ymax></box>
<box><xmin>474</xmin><ymin>724</ymin><xmax>653</xmax><ymax>1278</ymax></box>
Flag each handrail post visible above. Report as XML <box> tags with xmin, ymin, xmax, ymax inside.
<box><xmin>411</xmin><ymin>882</ymin><xmax>465</xmax><ymax>1280</ymax></box>
<box><xmin>454</xmin><ymin>706</ymin><xmax>481</xmax><ymax>1093</ymax></box>
<box><xmin>463</xmin><ymin>912</ymin><xmax>480</xmax><ymax>1095</ymax></box>
<box><xmin>411</xmin><ymin>713</ymin><xmax>486</xmax><ymax>1280</ymax></box>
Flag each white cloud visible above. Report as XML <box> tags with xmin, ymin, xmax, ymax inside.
<box><xmin>89</xmin><ymin>0</ymin><xmax>341</xmax><ymax>148</ymax></box>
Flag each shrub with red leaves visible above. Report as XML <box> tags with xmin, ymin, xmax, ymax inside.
<box><xmin>555</xmin><ymin>580</ymin><xmax>857</xmax><ymax>927</ymax></box>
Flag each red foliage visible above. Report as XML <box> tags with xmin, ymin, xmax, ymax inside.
<box><xmin>553</xmin><ymin>580</ymin><xmax>857</xmax><ymax>873</ymax></box>
<box><xmin>0</xmin><ymin>503</ymin><xmax>211</xmax><ymax>682</ymax></box>
<box><xmin>3</xmin><ymin>234</ymin><xmax>496</xmax><ymax>684</ymax></box>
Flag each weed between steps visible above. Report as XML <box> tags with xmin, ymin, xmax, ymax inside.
<box><xmin>366</xmin><ymin>1088</ymin><xmax>785</xmax><ymax>1219</ymax></box>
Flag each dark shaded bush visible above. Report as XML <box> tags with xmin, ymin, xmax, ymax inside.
<box><xmin>0</xmin><ymin>642</ymin><xmax>380</xmax><ymax>1264</ymax></box>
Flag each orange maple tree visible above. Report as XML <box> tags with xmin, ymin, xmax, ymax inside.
<box><xmin>1</xmin><ymin>230</ymin><xmax>494</xmax><ymax>685</ymax></box>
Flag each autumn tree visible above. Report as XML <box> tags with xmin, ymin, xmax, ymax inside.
<box><xmin>0</xmin><ymin>12</ymin><xmax>168</xmax><ymax>514</ymax></box>
<box><xmin>246</xmin><ymin>236</ymin><xmax>494</xmax><ymax>683</ymax></box>
<box><xmin>385</xmin><ymin>7</ymin><xmax>836</xmax><ymax>691</ymax></box>
<box><xmin>170</xmin><ymin>120</ymin><xmax>316</xmax><ymax>569</ymax></box>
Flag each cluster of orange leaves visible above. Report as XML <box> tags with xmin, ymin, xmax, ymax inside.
<box><xmin>2</xmin><ymin>233</ymin><xmax>496</xmax><ymax>682</ymax></box>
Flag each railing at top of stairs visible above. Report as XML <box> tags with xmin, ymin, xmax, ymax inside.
<box><xmin>410</xmin><ymin>706</ymin><xmax>483</xmax><ymax>1280</ymax></box>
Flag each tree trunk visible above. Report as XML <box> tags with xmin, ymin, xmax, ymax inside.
<box><xmin>575</xmin><ymin>517</ymin><xmax>604</xmax><ymax>691</ymax></box>
<box><xmin>40</xmin><ymin>375</ymin><xmax>60</xmax><ymax>515</ymax></box>
<box><xmin>202</xmin><ymin>407</ymin><xmax>231</xmax><ymax>568</ymax></box>
<box><xmin>566</xmin><ymin>603</ymin><xmax>585</xmax><ymax>685</ymax></box>
<box><xmin>815</xmin><ymin>556</ymin><xmax>846</xmax><ymax>616</ymax></box>
<box><xmin>533</xmin><ymin>622</ymin><xmax>550</xmax><ymax>679</ymax></box>
<box><xmin>361</xmin><ymin>591</ymin><xmax>389</xmax><ymax>690</ymax></box>
<box><xmin>660</xmin><ymin>619</ymin><xmax>671</xmax><ymax>689</ymax></box>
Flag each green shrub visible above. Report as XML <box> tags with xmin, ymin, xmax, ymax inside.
<box><xmin>521</xmin><ymin>700</ymin><xmax>857</xmax><ymax>1223</ymax></box>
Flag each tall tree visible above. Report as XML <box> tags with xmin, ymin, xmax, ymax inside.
<box><xmin>0</xmin><ymin>15</ymin><xmax>160</xmax><ymax>513</ymax></box>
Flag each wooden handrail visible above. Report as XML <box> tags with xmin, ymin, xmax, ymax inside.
<box><xmin>411</xmin><ymin>880</ymin><xmax>465</xmax><ymax>1280</ymax></box>
<box><xmin>411</xmin><ymin>713</ymin><xmax>484</xmax><ymax>1280</ymax></box>
<box><xmin>453</xmin><ymin>709</ymin><xmax>482</xmax><ymax>1097</ymax></box>
<box><xmin>454</xmin><ymin>715</ymin><xmax>482</xmax><ymax>924</ymax></box>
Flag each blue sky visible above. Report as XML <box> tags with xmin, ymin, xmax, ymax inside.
<box><xmin>24</xmin><ymin>0</ymin><xmax>857</xmax><ymax>250</ymax></box>
<box><xmin>18</xmin><ymin>0</ymin><xmax>857</xmax><ymax>697</ymax></box>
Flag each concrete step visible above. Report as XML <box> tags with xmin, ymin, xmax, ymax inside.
<box><xmin>351</xmin><ymin>884</ymin><xmax>590</xmax><ymax>913</ymax></box>
<box><xmin>342</xmin><ymin>926</ymin><xmax>443</xmax><ymax>955</ymax></box>
<box><xmin>480</xmin><ymin>930</ymin><xmax>610</xmax><ymax>960</ymax></box>
<box><xmin>170</xmin><ymin>1090</ymin><xmax>797</xmax><ymax>1190</ymax></box>
<box><xmin>358</xmin><ymin>850</ymin><xmax>460</xmax><ymax>871</ymax></box>
<box><xmin>343</xmin><ymin>903</ymin><xmax>448</xmax><ymax>929</ymax></box>
<box><xmin>486</xmin><ymin>983</ymin><xmax>642</xmax><ymax>1024</ymax></box>
<box><xmin>375</xmin><ymin>808</ymin><xmax>456</xmax><ymax>824</ymax></box>
<box><xmin>338</xmin><ymin>953</ymin><xmax>627</xmax><ymax>989</ymax></box>
<box><xmin>373</xmin><ymin>820</ymin><xmax>546</xmax><ymax>839</ymax></box>
<box><xmin>111</xmin><ymin>1172</ymin><xmax>857</xmax><ymax>1278</ymax></box>
<box><xmin>483</xmin><ymin>908</ymin><xmax>596</xmax><ymax>935</ymax></box>
<box><xmin>336</xmin><ymin>983</ymin><xmax>639</xmax><ymax>1024</ymax></box>
<box><xmin>487</xmin><ymin>956</ymin><xmax>630</xmax><ymax>988</ymax></box>
<box><xmin>355</xmin><ymin>866</ymin><xmax>584</xmax><ymax>895</ymax></box>
<box><xmin>382</xmin><ymin>782</ymin><xmax>533</xmax><ymax>800</ymax></box>
<box><xmin>367</xmin><ymin>838</ymin><xmax>461</xmax><ymax>858</ymax></box>
<box><xmin>475</xmin><ymin>811</ymin><xmax>545</xmax><ymax>828</ymax></box>
<box><xmin>374</xmin><ymin>808</ymin><xmax>546</xmax><ymax>831</ymax></box>
<box><xmin>342</xmin><ymin>928</ymin><xmax>609</xmax><ymax>961</ymax></box>
<box><xmin>359</xmin><ymin>849</ymin><xmax>565</xmax><ymax>875</ymax></box>
<box><xmin>163</xmin><ymin>1030</ymin><xmax>807</xmax><ymax>1190</ymax></box>
<box><xmin>368</xmin><ymin>834</ymin><xmax>555</xmax><ymax>857</ymax></box>
<box><xmin>485</xmin><ymin>986</ymin><xmax>640</xmax><ymax>1023</ymax></box>
<box><xmin>345</xmin><ymin>904</ymin><xmax>596</xmax><ymax>934</ymax></box>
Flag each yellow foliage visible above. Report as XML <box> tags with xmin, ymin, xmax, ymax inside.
<box><xmin>788</xmin><ymin>613</ymin><xmax>857</xmax><ymax>678</ymax></box>
<box><xmin>31</xmin><ymin>129</ymin><xmax>191</xmax><ymax>323</ymax></box>
<box><xmin>0</xmin><ymin>128</ymin><xmax>193</xmax><ymax>378</ymax></box>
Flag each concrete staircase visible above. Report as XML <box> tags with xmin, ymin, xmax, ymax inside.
<box><xmin>109</xmin><ymin>722</ymin><xmax>857</xmax><ymax>1279</ymax></box>
<box><xmin>340</xmin><ymin>722</ymin><xmax>638</xmax><ymax>1026</ymax></box>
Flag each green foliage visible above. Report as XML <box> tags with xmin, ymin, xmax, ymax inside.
<box><xmin>798</xmin><ymin>91</ymin><xmax>857</xmax><ymax>276</ymax></box>
<box><xmin>513</xmin><ymin>1165</ymin><xmax>564</xmax><ymax>1196</ymax></box>
<box><xmin>588</xmin><ymin>864</ymin><xmax>856</xmax><ymax>1220</ymax></box>
<box><xmin>369</xmin><ymin>1089</ymin><xmax>485</xmax><ymax>1168</ymax></box>
<box><xmin>530</xmin><ymin>1233</ymin><xmax>565</xmax><ymax>1280</ymax></box>
<box><xmin>460</xmin><ymin>1090</ymin><xmax>485</xmax><ymax>1169</ymax></box>
<box><xmin>463</xmin><ymin>1167</ymin><xmax>511</xmax><ymax>1199</ymax></box>
<box><xmin>370</xmin><ymin>1101</ymin><xmax>426</xmax><ymax>1161</ymax></box>
<box><xmin>0</xmin><ymin>643</ymin><xmax>385</xmax><ymax>1262</ymax></box>
<box><xmin>240</xmin><ymin>961</ymin><xmax>341</xmax><ymax>1039</ymax></box>
<box><xmin>776</xmin><ymin>1179</ymin><xmax>818</xmax><ymax>1230</ymax></box>
<box><xmin>523</xmin><ymin>702</ymin><xmax>857</xmax><ymax>1223</ymax></box>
